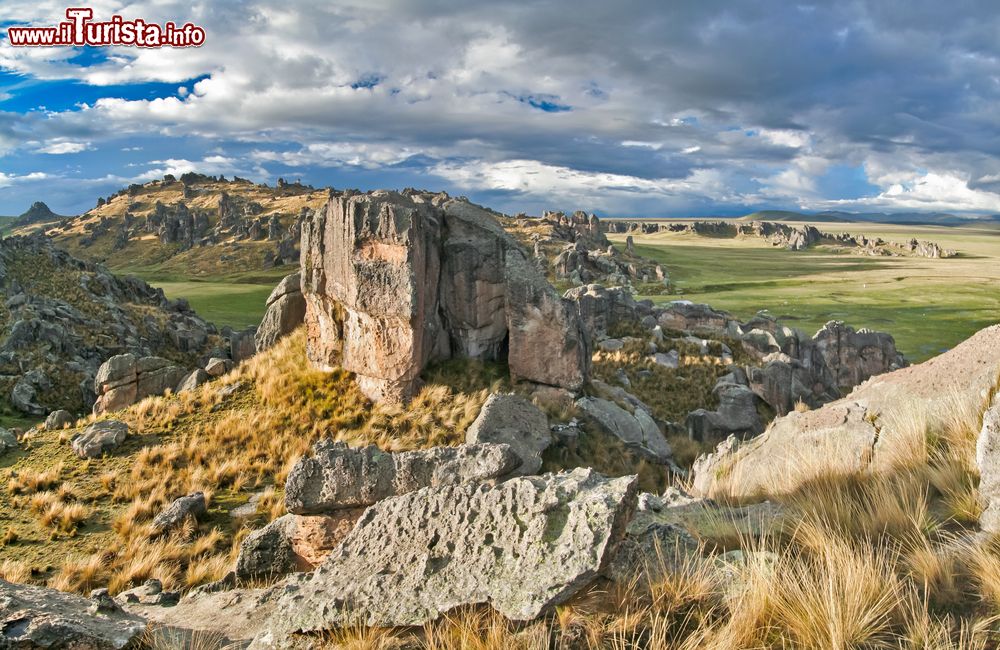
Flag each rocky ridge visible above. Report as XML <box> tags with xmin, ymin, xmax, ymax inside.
<box><xmin>606</xmin><ymin>219</ymin><xmax>957</xmax><ymax>257</ymax></box>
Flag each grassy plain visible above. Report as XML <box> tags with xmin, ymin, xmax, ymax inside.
<box><xmin>609</xmin><ymin>221</ymin><xmax>1000</xmax><ymax>361</ymax></box>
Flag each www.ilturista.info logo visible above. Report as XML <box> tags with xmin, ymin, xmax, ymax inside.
<box><xmin>7</xmin><ymin>8</ymin><xmax>206</xmax><ymax>48</ymax></box>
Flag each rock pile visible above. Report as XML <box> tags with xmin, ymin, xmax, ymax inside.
<box><xmin>0</xmin><ymin>235</ymin><xmax>221</xmax><ymax>415</ymax></box>
<box><xmin>300</xmin><ymin>190</ymin><xmax>590</xmax><ymax>402</ymax></box>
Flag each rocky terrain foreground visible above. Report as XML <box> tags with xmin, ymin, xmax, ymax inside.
<box><xmin>2</xmin><ymin>187</ymin><xmax>997</xmax><ymax>648</ymax></box>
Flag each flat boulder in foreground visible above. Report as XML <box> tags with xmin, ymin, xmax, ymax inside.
<box><xmin>253</xmin><ymin>468</ymin><xmax>637</xmax><ymax>644</ymax></box>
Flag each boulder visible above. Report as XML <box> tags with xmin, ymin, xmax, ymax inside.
<box><xmin>657</xmin><ymin>301</ymin><xmax>735</xmax><ymax>335</ymax></box>
<box><xmin>234</xmin><ymin>511</ymin><xmax>362</xmax><ymax>580</ymax></box>
<box><xmin>255</xmin><ymin>273</ymin><xmax>306</xmax><ymax>351</ymax></box>
<box><xmin>300</xmin><ymin>191</ymin><xmax>589</xmax><ymax>403</ymax></box>
<box><xmin>175</xmin><ymin>369</ymin><xmax>209</xmax><ymax>394</ymax></box>
<box><xmin>0</xmin><ymin>428</ymin><xmax>17</xmax><ymax>454</ymax></box>
<box><xmin>576</xmin><ymin>396</ymin><xmax>672</xmax><ymax>462</ymax></box>
<box><xmin>0</xmin><ymin>578</ymin><xmax>146</xmax><ymax>649</ymax></box>
<box><xmin>465</xmin><ymin>393</ymin><xmax>551</xmax><ymax>475</ymax></box>
<box><xmin>977</xmin><ymin>395</ymin><xmax>1000</xmax><ymax>532</ymax></box>
<box><xmin>229</xmin><ymin>327</ymin><xmax>257</xmax><ymax>364</ymax></box>
<box><xmin>563</xmin><ymin>284</ymin><xmax>639</xmax><ymax>343</ymax></box>
<box><xmin>93</xmin><ymin>355</ymin><xmax>186</xmax><ymax>415</ymax></box>
<box><xmin>44</xmin><ymin>409</ymin><xmax>74</xmax><ymax>431</ymax></box>
<box><xmin>685</xmin><ymin>381</ymin><xmax>764</xmax><ymax>442</ymax></box>
<box><xmin>71</xmin><ymin>420</ymin><xmax>129</xmax><ymax>458</ymax></box>
<box><xmin>284</xmin><ymin>441</ymin><xmax>521</xmax><ymax>515</ymax></box>
<box><xmin>151</xmin><ymin>492</ymin><xmax>206</xmax><ymax>535</ymax></box>
<box><xmin>694</xmin><ymin>325</ymin><xmax>1000</xmax><ymax>499</ymax></box>
<box><xmin>256</xmin><ymin>468</ymin><xmax>637</xmax><ymax>636</ymax></box>
<box><xmin>204</xmin><ymin>357</ymin><xmax>232</xmax><ymax>377</ymax></box>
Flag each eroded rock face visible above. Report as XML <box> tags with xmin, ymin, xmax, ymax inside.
<box><xmin>0</xmin><ymin>578</ymin><xmax>146</xmax><ymax>649</ymax></box>
<box><xmin>576</xmin><ymin>396</ymin><xmax>672</xmax><ymax>463</ymax></box>
<box><xmin>694</xmin><ymin>325</ymin><xmax>1000</xmax><ymax>499</ymax></box>
<box><xmin>255</xmin><ymin>273</ymin><xmax>306</xmax><ymax>351</ymax></box>
<box><xmin>465</xmin><ymin>393</ymin><xmax>551</xmax><ymax>475</ymax></box>
<box><xmin>234</xmin><ymin>511</ymin><xmax>362</xmax><ymax>580</ymax></box>
<box><xmin>812</xmin><ymin>321</ymin><xmax>906</xmax><ymax>391</ymax></box>
<box><xmin>93</xmin><ymin>354</ymin><xmax>187</xmax><ymax>415</ymax></box>
<box><xmin>255</xmin><ymin>468</ymin><xmax>637</xmax><ymax>639</ymax></box>
<box><xmin>71</xmin><ymin>420</ymin><xmax>129</xmax><ymax>459</ymax></box>
<box><xmin>686</xmin><ymin>382</ymin><xmax>764</xmax><ymax>442</ymax></box>
<box><xmin>300</xmin><ymin>191</ymin><xmax>590</xmax><ymax>403</ymax></box>
<box><xmin>44</xmin><ymin>409</ymin><xmax>73</xmax><ymax>431</ymax></box>
<box><xmin>977</xmin><ymin>395</ymin><xmax>1000</xmax><ymax>533</ymax></box>
<box><xmin>284</xmin><ymin>441</ymin><xmax>521</xmax><ymax>515</ymax></box>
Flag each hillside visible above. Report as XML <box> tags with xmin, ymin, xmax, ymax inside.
<box><xmin>25</xmin><ymin>174</ymin><xmax>329</xmax><ymax>280</ymax></box>
<box><xmin>0</xmin><ymin>235</ymin><xmax>222</xmax><ymax>419</ymax></box>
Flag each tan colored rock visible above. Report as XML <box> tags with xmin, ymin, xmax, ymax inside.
<box><xmin>694</xmin><ymin>324</ymin><xmax>1000</xmax><ymax>499</ymax></box>
<box><xmin>301</xmin><ymin>191</ymin><xmax>589</xmax><ymax>403</ymax></box>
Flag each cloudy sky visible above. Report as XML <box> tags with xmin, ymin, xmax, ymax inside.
<box><xmin>1</xmin><ymin>0</ymin><xmax>999</xmax><ymax>217</ymax></box>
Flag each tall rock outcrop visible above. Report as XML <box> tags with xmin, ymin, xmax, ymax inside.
<box><xmin>301</xmin><ymin>191</ymin><xmax>590</xmax><ymax>402</ymax></box>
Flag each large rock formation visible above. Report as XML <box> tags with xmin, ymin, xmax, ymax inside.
<box><xmin>255</xmin><ymin>468</ymin><xmax>637</xmax><ymax>640</ymax></box>
<box><xmin>284</xmin><ymin>440</ymin><xmax>521</xmax><ymax>514</ymax></box>
<box><xmin>695</xmin><ymin>324</ymin><xmax>1000</xmax><ymax>499</ymax></box>
<box><xmin>300</xmin><ymin>191</ymin><xmax>590</xmax><ymax>403</ymax></box>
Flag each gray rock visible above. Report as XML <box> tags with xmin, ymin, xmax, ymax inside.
<box><xmin>652</xmin><ymin>350</ymin><xmax>679</xmax><ymax>369</ymax></box>
<box><xmin>114</xmin><ymin>579</ymin><xmax>179</xmax><ymax>607</ymax></box>
<box><xmin>576</xmin><ymin>396</ymin><xmax>673</xmax><ymax>462</ymax></box>
<box><xmin>685</xmin><ymin>381</ymin><xmax>764</xmax><ymax>442</ymax></box>
<box><xmin>204</xmin><ymin>357</ymin><xmax>231</xmax><ymax>377</ymax></box>
<box><xmin>465</xmin><ymin>393</ymin><xmax>550</xmax><ymax>475</ymax></box>
<box><xmin>0</xmin><ymin>578</ymin><xmax>146</xmax><ymax>649</ymax></box>
<box><xmin>977</xmin><ymin>395</ymin><xmax>1000</xmax><ymax>533</ymax></box>
<box><xmin>255</xmin><ymin>468</ymin><xmax>637</xmax><ymax>638</ymax></box>
<box><xmin>598</xmin><ymin>338</ymin><xmax>624</xmax><ymax>352</ymax></box>
<box><xmin>230</xmin><ymin>327</ymin><xmax>257</xmax><ymax>364</ymax></box>
<box><xmin>0</xmin><ymin>428</ymin><xmax>17</xmax><ymax>454</ymax></box>
<box><xmin>234</xmin><ymin>512</ymin><xmax>361</xmax><ymax>581</ymax></box>
<box><xmin>44</xmin><ymin>409</ymin><xmax>74</xmax><ymax>431</ymax></box>
<box><xmin>255</xmin><ymin>273</ymin><xmax>306</xmax><ymax>351</ymax></box>
<box><xmin>175</xmin><ymin>369</ymin><xmax>209</xmax><ymax>393</ymax></box>
<box><xmin>284</xmin><ymin>441</ymin><xmax>521</xmax><ymax>515</ymax></box>
<box><xmin>71</xmin><ymin>420</ymin><xmax>129</xmax><ymax>458</ymax></box>
<box><xmin>151</xmin><ymin>492</ymin><xmax>206</xmax><ymax>534</ymax></box>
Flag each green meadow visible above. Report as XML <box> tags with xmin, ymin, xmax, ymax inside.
<box><xmin>609</xmin><ymin>221</ymin><xmax>1000</xmax><ymax>362</ymax></box>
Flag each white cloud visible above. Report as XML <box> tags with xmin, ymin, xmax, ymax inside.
<box><xmin>0</xmin><ymin>171</ymin><xmax>49</xmax><ymax>188</ymax></box>
<box><xmin>818</xmin><ymin>170</ymin><xmax>1000</xmax><ymax>213</ymax></box>
<box><xmin>37</xmin><ymin>140</ymin><xmax>90</xmax><ymax>154</ymax></box>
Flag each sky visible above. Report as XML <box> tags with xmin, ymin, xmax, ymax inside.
<box><xmin>0</xmin><ymin>1</ymin><xmax>999</xmax><ymax>217</ymax></box>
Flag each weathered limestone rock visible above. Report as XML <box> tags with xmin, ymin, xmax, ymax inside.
<box><xmin>465</xmin><ymin>393</ymin><xmax>550</xmax><ymax>475</ymax></box>
<box><xmin>175</xmin><ymin>369</ymin><xmax>208</xmax><ymax>394</ymax></box>
<box><xmin>151</xmin><ymin>492</ymin><xmax>206</xmax><ymax>535</ymax></box>
<box><xmin>812</xmin><ymin>320</ymin><xmax>906</xmax><ymax>390</ymax></box>
<box><xmin>71</xmin><ymin>420</ymin><xmax>129</xmax><ymax>458</ymax></box>
<box><xmin>256</xmin><ymin>468</ymin><xmax>638</xmax><ymax>638</ymax></box>
<box><xmin>284</xmin><ymin>441</ymin><xmax>521</xmax><ymax>515</ymax></box>
<box><xmin>576</xmin><ymin>396</ymin><xmax>672</xmax><ymax>462</ymax></box>
<box><xmin>204</xmin><ymin>357</ymin><xmax>231</xmax><ymax>377</ymax></box>
<box><xmin>0</xmin><ymin>428</ymin><xmax>17</xmax><ymax>454</ymax></box>
<box><xmin>977</xmin><ymin>395</ymin><xmax>1000</xmax><ymax>533</ymax></box>
<box><xmin>563</xmin><ymin>285</ymin><xmax>639</xmax><ymax>342</ymax></box>
<box><xmin>0</xmin><ymin>578</ymin><xmax>146</xmax><ymax>649</ymax></box>
<box><xmin>686</xmin><ymin>382</ymin><xmax>764</xmax><ymax>442</ymax></box>
<box><xmin>657</xmin><ymin>301</ymin><xmax>736</xmax><ymax>335</ymax></box>
<box><xmin>234</xmin><ymin>511</ymin><xmax>362</xmax><ymax>580</ymax></box>
<box><xmin>255</xmin><ymin>273</ymin><xmax>306</xmax><ymax>351</ymax></box>
<box><xmin>229</xmin><ymin>327</ymin><xmax>257</xmax><ymax>364</ymax></box>
<box><xmin>93</xmin><ymin>354</ymin><xmax>186</xmax><ymax>414</ymax></box>
<box><xmin>44</xmin><ymin>409</ymin><xmax>74</xmax><ymax>431</ymax></box>
<box><xmin>694</xmin><ymin>325</ymin><xmax>1000</xmax><ymax>499</ymax></box>
<box><xmin>300</xmin><ymin>191</ymin><xmax>589</xmax><ymax>403</ymax></box>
